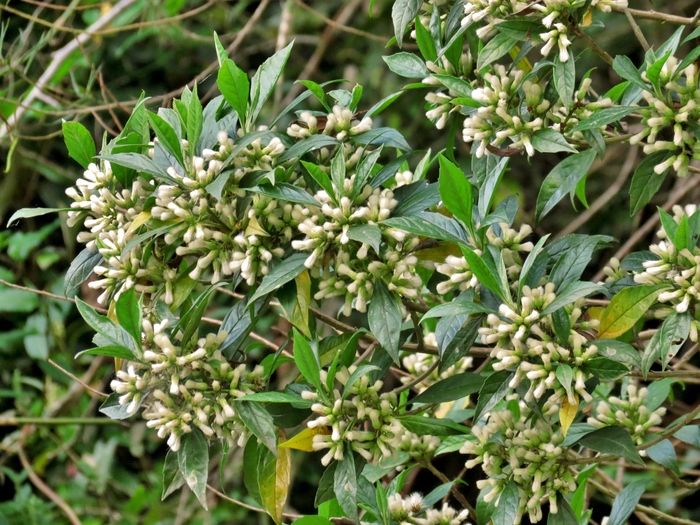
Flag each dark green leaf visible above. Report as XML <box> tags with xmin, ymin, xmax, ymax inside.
<box><xmin>381</xmin><ymin>212</ymin><xmax>466</xmax><ymax>245</ymax></box>
<box><xmin>641</xmin><ymin>311</ymin><xmax>690</xmax><ymax>376</ymax></box>
<box><xmin>579</xmin><ymin>426</ymin><xmax>643</xmax><ymax>465</ymax></box>
<box><xmin>477</xmin><ymin>33</ymin><xmax>518</xmax><ymax>70</ymax></box>
<box><xmin>334</xmin><ymin>446</ymin><xmax>359</xmax><ymax>523</ymax></box>
<box><xmin>177</xmin><ymin>429</ymin><xmax>210</xmax><ymax>509</ymax></box>
<box><xmin>392</xmin><ymin>0</ymin><xmax>422</xmax><ymax>48</ymax></box>
<box><xmin>352</xmin><ymin>128</ymin><xmax>411</xmax><ymax>151</ymax></box>
<box><xmin>249</xmin><ymin>41</ymin><xmax>294</xmax><ymax>125</ymax></box>
<box><xmin>612</xmin><ymin>56</ymin><xmax>648</xmax><ymax>89</ymax></box>
<box><xmin>554</xmin><ymin>53</ymin><xmax>575</xmax><ymax>108</ymax></box>
<box><xmin>570</xmin><ymin>107</ymin><xmax>638</xmax><ymax>133</ymax></box>
<box><xmin>237</xmin><ymin>401</ymin><xmax>278</xmax><ymax>454</ymax></box>
<box><xmin>64</xmin><ymin>248</ymin><xmax>103</xmax><ymax>295</ymax></box>
<box><xmin>187</xmin><ymin>84</ymin><xmax>203</xmax><ymax>152</ymax></box>
<box><xmin>644</xmin><ymin>377</ymin><xmax>675</xmax><ymax>411</ymax></box>
<box><xmin>460</xmin><ymin>245</ymin><xmax>509</xmax><ymax>302</ymax></box>
<box><xmin>421</xmin><ymin>300</ymin><xmax>494</xmax><ymax>321</ymax></box>
<box><xmin>249</xmin><ymin>253</ymin><xmax>309</xmax><ymax>304</ymax></box>
<box><xmin>301</xmin><ymin>160</ymin><xmax>336</xmax><ymax>201</ymax></box>
<box><xmin>249</xmin><ymin>183</ymin><xmax>320</xmax><ymax>207</ymax></box>
<box><xmin>674</xmin><ymin>425</ymin><xmax>700</xmax><ymax>448</ymax></box>
<box><xmin>438</xmin><ymin>154</ymin><xmax>474</xmax><ymax>235</ymax></box>
<box><xmin>595</xmin><ymin>339</ymin><xmax>640</xmax><ymax>369</ymax></box>
<box><xmin>531</xmin><ymin>129</ymin><xmax>577</xmax><ymax>154</ymax></box>
<box><xmin>76</xmin><ymin>345</ymin><xmax>135</xmax><ymax>360</ymax></box>
<box><xmin>398</xmin><ymin>415</ymin><xmax>469</xmax><ymax>436</ymax></box>
<box><xmin>491</xmin><ymin>480</ymin><xmax>519</xmax><ymax>525</ymax></box>
<box><xmin>411</xmin><ymin>372</ymin><xmax>484</xmax><ymax>404</ymax></box>
<box><xmin>607</xmin><ymin>480</ymin><xmax>647</xmax><ymax>525</ymax></box>
<box><xmin>346</xmin><ymin>224</ymin><xmax>382</xmax><ymax>254</ymax></box>
<box><xmin>99</xmin><ymin>392</ymin><xmax>133</xmax><ymax>420</ymax></box>
<box><xmin>162</xmin><ymin>449</ymin><xmax>186</xmax><ymax>499</ymax></box>
<box><xmin>278</xmin><ymin>135</ymin><xmax>341</xmax><ymax>163</ymax></box>
<box><xmin>148</xmin><ymin>112</ymin><xmax>184</xmax><ymax>167</ymax></box>
<box><xmin>583</xmin><ymin>357</ymin><xmax>629</xmax><ymax>380</ymax></box>
<box><xmin>178</xmin><ymin>283</ymin><xmax>224</xmax><ymax>347</ymax></box>
<box><xmin>116</xmin><ymin>288</ymin><xmax>141</xmax><ymax>348</ymax></box>
<box><xmin>368</xmin><ymin>281</ymin><xmax>403</xmax><ymax>364</ymax></box>
<box><xmin>218</xmin><ymin>58</ymin><xmax>250</xmax><ymax>125</ymax></box>
<box><xmin>98</xmin><ymin>153</ymin><xmax>174</xmax><ymax>182</ymax></box>
<box><xmin>629</xmin><ymin>151</ymin><xmax>672</xmax><ymax>215</ymax></box>
<box><xmin>548</xmin><ymin>493</ymin><xmax>578</xmax><ymax>525</ymax></box>
<box><xmin>541</xmin><ymin>281</ymin><xmax>603</xmax><ymax>316</ymax></box>
<box><xmin>536</xmin><ymin>150</ymin><xmax>596</xmax><ymax>223</ymax></box>
<box><xmin>432</xmin><ymin>74</ymin><xmax>473</xmax><ymax>97</ymax></box>
<box><xmin>75</xmin><ymin>298</ymin><xmax>136</xmax><ymax>351</ymax></box>
<box><xmin>6</xmin><ymin>207</ymin><xmax>70</xmax><ymax>227</ymax></box>
<box><xmin>473</xmin><ymin>371</ymin><xmax>514</xmax><ymax>422</ymax></box>
<box><xmin>646</xmin><ymin>439</ymin><xmax>679</xmax><ymax>474</ymax></box>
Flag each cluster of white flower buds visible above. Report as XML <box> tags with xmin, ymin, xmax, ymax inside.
<box><xmin>480</xmin><ymin>284</ymin><xmax>600</xmax><ymax>412</ymax></box>
<box><xmin>303</xmin><ymin>366</ymin><xmax>405</xmax><ymax>466</ymax></box>
<box><xmin>632</xmin><ymin>205</ymin><xmax>700</xmax><ymax>339</ymax></box>
<box><xmin>110</xmin><ymin>317</ymin><xmax>265</xmax><ymax>452</ymax></box>
<box><xmin>461</xmin><ymin>403</ymin><xmax>578</xmax><ymax>524</ymax></box>
<box><xmin>384</xmin><ymin>492</ymin><xmax>470</xmax><ymax>525</ymax></box>
<box><xmin>587</xmin><ymin>383</ymin><xmax>666</xmax><ymax>445</ymax></box>
<box><xmin>631</xmin><ymin>58</ymin><xmax>700</xmax><ymax>178</ymax></box>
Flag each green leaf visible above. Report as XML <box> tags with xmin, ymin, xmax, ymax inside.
<box><xmin>473</xmin><ymin>371</ymin><xmax>514</xmax><ymax>422</ymax></box>
<box><xmin>641</xmin><ymin>311</ymin><xmax>690</xmax><ymax>376</ymax></box>
<box><xmin>477</xmin><ymin>157</ymin><xmax>509</xmax><ymax>218</ymax></box>
<box><xmin>460</xmin><ymin>245</ymin><xmax>509</xmax><ymax>303</ymax></box>
<box><xmin>491</xmin><ymin>480</ymin><xmax>519</xmax><ymax>525</ymax></box>
<box><xmin>554</xmin><ymin>53</ymin><xmax>575</xmax><ymax>108</ymax></box>
<box><xmin>177</xmin><ymin>283</ymin><xmax>224</xmax><ymax>347</ymax></box>
<box><xmin>177</xmin><ymin>429</ymin><xmax>210</xmax><ymax>509</ymax></box>
<box><xmin>187</xmin><ymin>84</ymin><xmax>203</xmax><ymax>153</ymax></box>
<box><xmin>249</xmin><ymin>183</ymin><xmax>321</xmax><ymax>208</ymax></box>
<box><xmin>98</xmin><ymin>153</ymin><xmax>174</xmax><ymax>183</ymax></box>
<box><xmin>75</xmin><ymin>298</ymin><xmax>136</xmax><ymax>351</ymax></box>
<box><xmin>116</xmin><ymin>288</ymin><xmax>141</xmax><ymax>349</ymax></box>
<box><xmin>64</xmin><ymin>248</ymin><xmax>103</xmax><ymax>295</ymax></box>
<box><xmin>578</xmin><ymin>426</ymin><xmax>644</xmax><ymax>465</ymax></box>
<box><xmin>249</xmin><ymin>41</ymin><xmax>294</xmax><ymax>125</ymax></box>
<box><xmin>432</xmin><ymin>74</ymin><xmax>473</xmax><ymax>97</ymax></box>
<box><xmin>570</xmin><ymin>107</ymin><xmax>638</xmax><ymax>133</ymax></box>
<box><xmin>607</xmin><ymin>480</ymin><xmax>646</xmax><ymax>525</ymax></box>
<box><xmin>541</xmin><ymin>281</ymin><xmax>603</xmax><ymax>316</ymax></box>
<box><xmin>257</xmin><ymin>435</ymin><xmax>291</xmax><ymax>524</ymax></box>
<box><xmin>421</xmin><ymin>300</ymin><xmax>495</xmax><ymax>322</ymax></box>
<box><xmin>218</xmin><ymin>58</ymin><xmax>250</xmax><ymax>125</ymax></box>
<box><xmin>237</xmin><ymin>401</ymin><xmax>278</xmax><ymax>455</ymax></box>
<box><xmin>237</xmin><ymin>392</ymin><xmax>311</xmax><ymax>406</ymax></box>
<box><xmin>352</xmin><ymin>127</ymin><xmax>411</xmax><ymax>151</ymax></box>
<box><xmin>293</xmin><ymin>328</ymin><xmax>322</xmax><ymax>392</ymax></box>
<box><xmin>301</xmin><ymin>160</ymin><xmax>336</xmax><ymax>200</ymax></box>
<box><xmin>548</xmin><ymin>493</ymin><xmax>578</xmax><ymax>525</ymax></box>
<box><xmin>477</xmin><ymin>33</ymin><xmax>518</xmax><ymax>70</ymax></box>
<box><xmin>278</xmin><ymin>134</ymin><xmax>341</xmax><ymax>163</ymax></box>
<box><xmin>162</xmin><ymin>449</ymin><xmax>186</xmax><ymax>499</ymax></box>
<box><xmin>366</xmin><ymin>91</ymin><xmax>404</xmax><ymax>117</ymax></box>
<box><xmin>415</xmin><ymin>14</ymin><xmax>437</xmax><ymax>62</ymax></box>
<box><xmin>6</xmin><ymin>207</ymin><xmax>71</xmax><ymax>227</ymax></box>
<box><xmin>392</xmin><ymin>0</ymin><xmax>422</xmax><ymax>48</ymax></box>
<box><xmin>293</xmin><ymin>518</ymin><xmax>334</xmax><ymax>525</ymax></box>
<box><xmin>398</xmin><ymin>415</ymin><xmax>469</xmax><ymax>436</ymax></box>
<box><xmin>644</xmin><ymin>377</ymin><xmax>675</xmax><ymax>411</ymax></box>
<box><xmin>556</xmin><ymin>363</ymin><xmax>574</xmax><ymax>401</ymax></box>
<box><xmin>76</xmin><ymin>345</ymin><xmax>135</xmax><ymax>360</ymax></box>
<box><xmin>370</xmin><ymin>151</ymin><xmax>412</xmax><ymax>189</ymax></box>
<box><xmin>297</xmin><ymin>80</ymin><xmax>330</xmax><ymax>111</ymax></box>
<box><xmin>411</xmin><ymin>372</ymin><xmax>484</xmax><ymax>404</ymax></box>
<box><xmin>249</xmin><ymin>252</ymin><xmax>309</xmax><ymax>304</ymax></box>
<box><xmin>244</xmin><ymin>438</ymin><xmax>263</xmax><ymax>505</ymax></box>
<box><xmin>147</xmin><ymin>112</ymin><xmax>184</xmax><ymax>167</ymax></box>
<box><xmin>646</xmin><ymin>439</ymin><xmax>679</xmax><ymax>474</ymax></box>
<box><xmin>629</xmin><ymin>151</ymin><xmax>672</xmax><ymax>215</ymax></box>
<box><xmin>383</xmin><ymin>52</ymin><xmax>429</xmax><ymax>78</ymax></box>
<box><xmin>535</xmin><ymin>150</ymin><xmax>596</xmax><ymax>223</ymax></box>
<box><xmin>476</xmin><ymin>486</ymin><xmax>497</xmax><ymax>525</ymax></box>
<box><xmin>381</xmin><ymin>213</ymin><xmax>466</xmax><ymax>245</ymax></box>
<box><xmin>597</xmin><ymin>284</ymin><xmax>668</xmax><ymax>339</ymax></box>
<box><xmin>213</xmin><ymin>31</ymin><xmax>228</xmax><ymax>65</ymax></box>
<box><xmin>549</xmin><ymin>239</ymin><xmax>597</xmax><ymax>291</ymax></box>
<box><xmin>368</xmin><ymin>281</ymin><xmax>403</xmax><ymax>364</ymax></box>
<box><xmin>334</xmin><ymin>446</ymin><xmax>359</xmax><ymax>523</ymax></box>
<box><xmin>674</xmin><ymin>45</ymin><xmax>700</xmax><ymax>77</ymax></box>
<box><xmin>612</xmin><ymin>56</ymin><xmax>648</xmax><ymax>90</ymax></box>
<box><xmin>438</xmin><ymin>154</ymin><xmax>474</xmax><ymax>236</ymax></box>
<box><xmin>98</xmin><ymin>392</ymin><xmax>132</xmax><ymax>420</ymax></box>
<box><xmin>674</xmin><ymin>425</ymin><xmax>700</xmax><ymax>448</ymax></box>
<box><xmin>570</xmin><ymin>464</ymin><xmax>598</xmax><ymax>518</ymax></box>
<box><xmin>346</xmin><ymin>224</ymin><xmax>382</xmax><ymax>254</ymax></box>
<box><xmin>595</xmin><ymin>339</ymin><xmax>640</xmax><ymax>368</ymax></box>
<box><xmin>531</xmin><ymin>129</ymin><xmax>577</xmax><ymax>154</ymax></box>
<box><xmin>583</xmin><ymin>357</ymin><xmax>629</xmax><ymax>380</ymax></box>
<box><xmin>62</xmin><ymin>121</ymin><xmax>96</xmax><ymax>169</ymax></box>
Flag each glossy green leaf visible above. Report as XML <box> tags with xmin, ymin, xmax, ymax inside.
<box><xmin>249</xmin><ymin>41</ymin><xmax>294</xmax><ymax>125</ymax></box>
<box><xmin>438</xmin><ymin>154</ymin><xmax>474</xmax><ymax>235</ymax></box>
<box><xmin>398</xmin><ymin>415</ymin><xmax>469</xmax><ymax>436</ymax></box>
<box><xmin>218</xmin><ymin>58</ymin><xmax>250</xmax><ymax>125</ymax></box>
<box><xmin>249</xmin><ymin>253</ymin><xmax>309</xmax><ymax>304</ymax></box>
<box><xmin>383</xmin><ymin>52</ymin><xmax>429</xmax><ymax>78</ymax></box>
<box><xmin>148</xmin><ymin>111</ymin><xmax>184</xmax><ymax>167</ymax></box>
<box><xmin>238</xmin><ymin>401</ymin><xmax>278</xmax><ymax>454</ymax></box>
<box><xmin>595</xmin><ymin>339</ymin><xmax>640</xmax><ymax>368</ymax></box>
<box><xmin>629</xmin><ymin>151</ymin><xmax>672</xmax><ymax>215</ymax></box>
<box><xmin>641</xmin><ymin>311</ymin><xmax>690</xmax><ymax>376</ymax></box>
<box><xmin>477</xmin><ymin>33</ymin><xmax>518</xmax><ymax>70</ymax></box>
<box><xmin>381</xmin><ymin>212</ymin><xmax>466</xmax><ymax>245</ymax></box>
<box><xmin>570</xmin><ymin>106</ymin><xmax>638</xmax><ymax>133</ymax></box>
<box><xmin>64</xmin><ymin>248</ymin><xmax>103</xmax><ymax>295</ymax></box>
<box><xmin>75</xmin><ymin>298</ymin><xmax>136</xmax><ymax>351</ymax></box>
<box><xmin>583</xmin><ymin>357</ymin><xmax>629</xmax><ymax>380</ymax></box>
<box><xmin>541</xmin><ymin>281</ymin><xmax>603</xmax><ymax>316</ymax></box>
<box><xmin>293</xmin><ymin>328</ymin><xmax>322</xmax><ymax>392</ymax></box>
<box><xmin>491</xmin><ymin>480</ymin><xmax>519</xmax><ymax>525</ymax></box>
<box><xmin>531</xmin><ymin>129</ymin><xmax>577</xmax><ymax>154</ymax></box>
<box><xmin>535</xmin><ymin>150</ymin><xmax>596</xmax><ymax>223</ymax></box>
<box><xmin>99</xmin><ymin>392</ymin><xmax>132</xmax><ymax>420</ymax></box>
<box><xmin>579</xmin><ymin>426</ymin><xmax>643</xmax><ymax>465</ymax></box>
<box><xmin>553</xmin><ymin>53</ymin><xmax>575</xmax><ymax>108</ymax></box>
<box><xmin>76</xmin><ymin>345</ymin><xmax>135</xmax><ymax>360</ymax></box>
<box><xmin>334</xmin><ymin>446</ymin><xmax>359</xmax><ymax>523</ymax></box>
<box><xmin>646</xmin><ymin>439</ymin><xmax>679</xmax><ymax>474</ymax></box>
<box><xmin>607</xmin><ymin>480</ymin><xmax>647</xmax><ymax>525</ymax></box>
<box><xmin>177</xmin><ymin>429</ymin><xmax>210</xmax><ymax>509</ymax></box>
<box><xmin>473</xmin><ymin>371</ymin><xmax>514</xmax><ymax>422</ymax></box>
<box><xmin>162</xmin><ymin>449</ymin><xmax>186</xmax><ymax>499</ymax></box>
<box><xmin>368</xmin><ymin>281</ymin><xmax>403</xmax><ymax>364</ymax></box>
<box><xmin>116</xmin><ymin>288</ymin><xmax>141</xmax><ymax>349</ymax></box>
<box><xmin>392</xmin><ymin>0</ymin><xmax>422</xmax><ymax>47</ymax></box>
<box><xmin>411</xmin><ymin>372</ymin><xmax>484</xmax><ymax>404</ymax></box>
<box><xmin>547</xmin><ymin>493</ymin><xmax>578</xmax><ymax>525</ymax></box>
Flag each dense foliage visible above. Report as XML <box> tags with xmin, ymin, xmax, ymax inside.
<box><xmin>4</xmin><ymin>1</ymin><xmax>700</xmax><ymax>525</ymax></box>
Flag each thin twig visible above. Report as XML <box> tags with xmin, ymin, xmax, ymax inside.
<box><xmin>17</xmin><ymin>442</ymin><xmax>83</xmax><ymax>525</ymax></box>
<box><xmin>207</xmin><ymin>484</ymin><xmax>303</xmax><ymax>519</ymax></box>
<box><xmin>292</xmin><ymin>0</ymin><xmax>389</xmax><ymax>43</ymax></box>
<box><xmin>0</xmin><ymin>417</ymin><xmax>120</xmax><ymax>425</ymax></box>
<box><xmin>623</xmin><ymin>9</ymin><xmax>650</xmax><ymax>51</ymax></box>
<box><xmin>574</xmin><ymin>28</ymin><xmax>614</xmax><ymax>65</ymax></box>
<box><xmin>0</xmin><ymin>278</ymin><xmax>108</xmax><ymax>313</ymax></box>
<box><xmin>610</xmin><ymin>6</ymin><xmax>700</xmax><ymax>27</ymax></box>
<box><xmin>390</xmin><ymin>359</ymin><xmax>440</xmax><ymax>395</ymax></box>
<box><xmin>425</xmin><ymin>462</ymin><xmax>476</xmax><ymax>518</ymax></box>
<box><xmin>48</xmin><ymin>359</ymin><xmax>109</xmax><ymax>398</ymax></box>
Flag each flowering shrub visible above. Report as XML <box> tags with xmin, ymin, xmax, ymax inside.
<box><xmin>8</xmin><ymin>2</ymin><xmax>700</xmax><ymax>525</ymax></box>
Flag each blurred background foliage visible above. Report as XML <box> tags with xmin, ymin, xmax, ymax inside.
<box><xmin>2</xmin><ymin>0</ymin><xmax>700</xmax><ymax>524</ymax></box>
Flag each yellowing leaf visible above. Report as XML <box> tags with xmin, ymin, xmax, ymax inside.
<box><xmin>245</xmin><ymin>215</ymin><xmax>270</xmax><ymax>237</ymax></box>
<box><xmin>586</xmin><ymin>306</ymin><xmax>605</xmax><ymax>323</ymax></box>
<box><xmin>260</xmin><ymin>430</ymin><xmax>291</xmax><ymax>524</ymax></box>
<box><xmin>582</xmin><ymin>8</ymin><xmax>593</xmax><ymax>27</ymax></box>
<box><xmin>292</xmin><ymin>270</ymin><xmax>312</xmax><ymax>338</ymax></box>
<box><xmin>126</xmin><ymin>210</ymin><xmax>151</xmax><ymax>236</ymax></box>
<box><xmin>413</xmin><ymin>243</ymin><xmax>462</xmax><ymax>263</ymax></box>
<box><xmin>559</xmin><ymin>394</ymin><xmax>579</xmax><ymax>437</ymax></box>
<box><xmin>279</xmin><ymin>426</ymin><xmax>331</xmax><ymax>452</ymax></box>
<box><xmin>597</xmin><ymin>285</ymin><xmax>667</xmax><ymax>339</ymax></box>
<box><xmin>509</xmin><ymin>46</ymin><xmax>533</xmax><ymax>74</ymax></box>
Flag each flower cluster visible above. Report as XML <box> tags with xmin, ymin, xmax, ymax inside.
<box><xmin>110</xmin><ymin>317</ymin><xmax>265</xmax><ymax>452</ymax></box>
<box><xmin>479</xmin><ymin>284</ymin><xmax>600</xmax><ymax>412</ymax></box>
<box><xmin>461</xmin><ymin>403</ymin><xmax>578</xmax><ymax>524</ymax></box>
<box><xmin>630</xmin><ymin>58</ymin><xmax>700</xmax><ymax>178</ymax></box>
<box><xmin>384</xmin><ymin>492</ymin><xmax>470</xmax><ymax>525</ymax></box>
<box><xmin>587</xmin><ymin>383</ymin><xmax>666</xmax><ymax>445</ymax></box>
<box><xmin>632</xmin><ymin>205</ymin><xmax>700</xmax><ymax>338</ymax></box>
<box><xmin>304</xmin><ymin>366</ymin><xmax>405</xmax><ymax>466</ymax></box>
